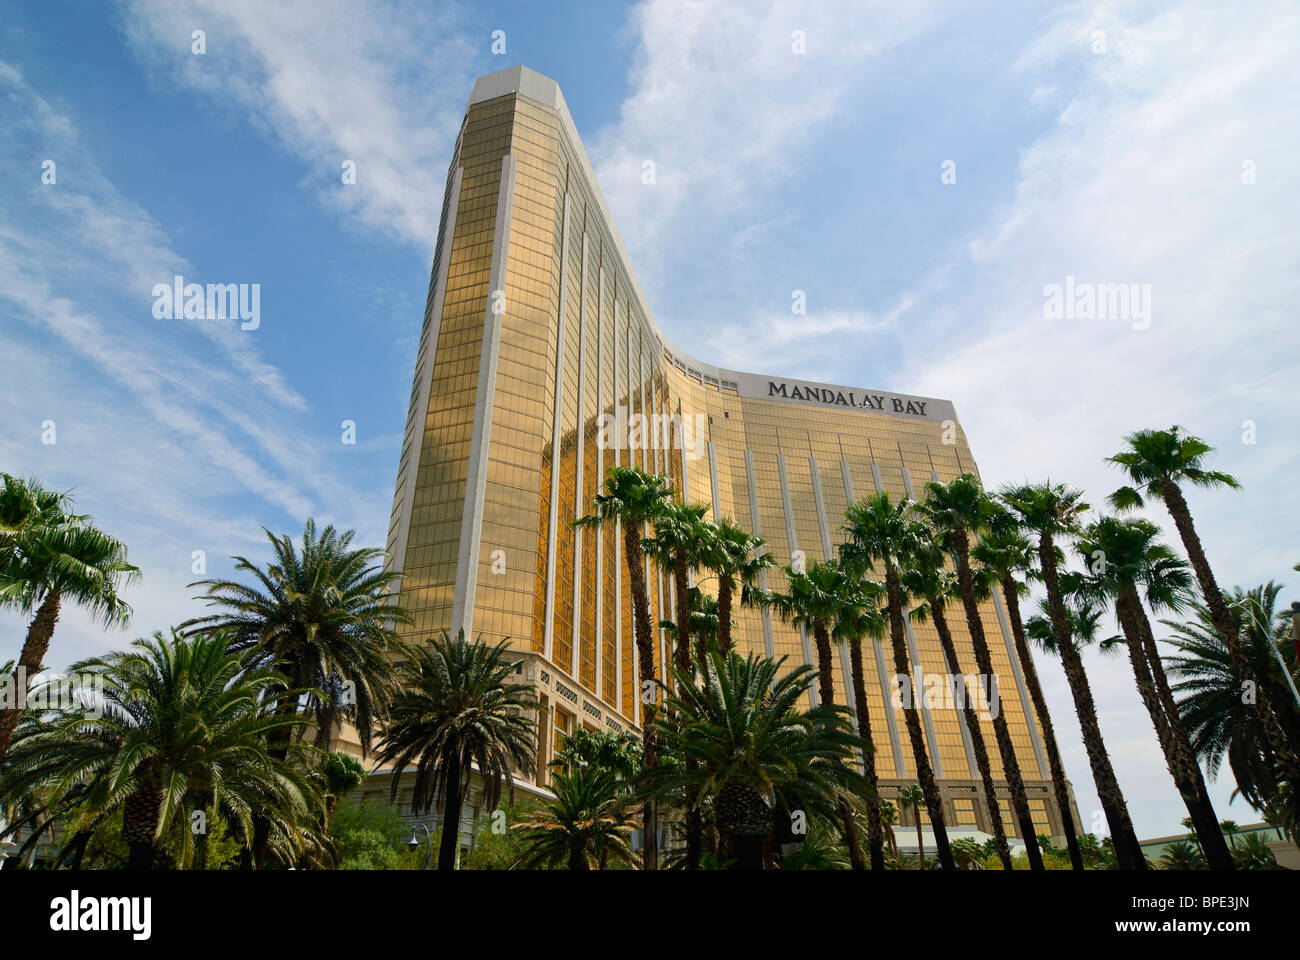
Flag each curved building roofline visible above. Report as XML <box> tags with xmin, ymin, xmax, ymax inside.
<box><xmin>466</xmin><ymin>65</ymin><xmax>957</xmax><ymax>425</ymax></box>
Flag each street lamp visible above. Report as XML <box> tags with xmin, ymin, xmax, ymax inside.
<box><xmin>407</xmin><ymin>824</ymin><xmax>432</xmax><ymax>870</ymax></box>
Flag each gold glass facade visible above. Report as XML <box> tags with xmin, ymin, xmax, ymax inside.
<box><xmin>371</xmin><ymin>67</ymin><xmax>1077</xmax><ymax>839</ymax></box>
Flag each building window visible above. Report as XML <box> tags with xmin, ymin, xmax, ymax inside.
<box><xmin>952</xmin><ymin>798</ymin><xmax>978</xmax><ymax>828</ymax></box>
<box><xmin>553</xmin><ymin>706</ymin><xmax>574</xmax><ymax>772</ymax></box>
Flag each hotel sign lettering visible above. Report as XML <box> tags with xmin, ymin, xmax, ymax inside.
<box><xmin>767</xmin><ymin>381</ymin><xmax>929</xmax><ymax>416</ymax></box>
<box><xmin>732</xmin><ymin>373</ymin><xmax>955</xmax><ymax>423</ymax></box>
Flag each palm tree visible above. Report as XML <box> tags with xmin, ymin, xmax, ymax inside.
<box><xmin>841</xmin><ymin>491</ymin><xmax>956</xmax><ymax>870</ymax></box>
<box><xmin>1002</xmin><ymin>481</ymin><xmax>1147</xmax><ymax>870</ymax></box>
<box><xmin>372</xmin><ymin>631</ymin><xmax>537</xmax><ymax>871</ymax></box>
<box><xmin>1075</xmin><ymin>516</ymin><xmax>1233</xmax><ymax>870</ymax></box>
<box><xmin>575</xmin><ymin>466</ymin><xmax>674</xmax><ymax>870</ymax></box>
<box><xmin>645</xmin><ymin>501</ymin><xmax>710</xmax><ymax>676</ymax></box>
<box><xmin>698</xmin><ymin>517</ymin><xmax>776</xmax><ymax>657</ymax></box>
<box><xmin>643</xmin><ymin>652</ymin><xmax>868</xmax><ymax>870</ymax></box>
<box><xmin>878</xmin><ymin>798</ymin><xmax>899</xmax><ymax>858</ymax></box>
<box><xmin>0</xmin><ymin>474</ymin><xmax>138</xmax><ymax>759</ymax></box>
<box><xmin>833</xmin><ymin>574</ymin><xmax>892</xmax><ymax>871</ymax></box>
<box><xmin>1158</xmin><ymin>839</ymin><xmax>1206</xmax><ymax>870</ymax></box>
<box><xmin>763</xmin><ymin>557</ymin><xmax>874</xmax><ymax>870</ymax></box>
<box><xmin>515</xmin><ymin>766</ymin><xmax>636</xmax><ymax>870</ymax></box>
<box><xmin>1107</xmin><ymin>427</ymin><xmax>1300</xmax><ymax>767</ymax></box>
<box><xmin>973</xmin><ymin>508</ymin><xmax>1085</xmax><ymax>870</ymax></box>
<box><xmin>0</xmin><ymin>630</ymin><xmax>314</xmax><ymax>870</ymax></box>
<box><xmin>898</xmin><ymin>784</ymin><xmax>926</xmax><ymax>869</ymax></box>
<box><xmin>184</xmin><ymin>519</ymin><xmax>411</xmax><ymax>756</ymax></box>
<box><xmin>321</xmin><ymin>752</ymin><xmax>366</xmax><ymax>832</ymax></box>
<box><xmin>1164</xmin><ymin>583</ymin><xmax>1300</xmax><ymax>818</ymax></box>
<box><xmin>902</xmin><ymin>540</ymin><xmax>1014</xmax><ymax>870</ymax></box>
<box><xmin>918</xmin><ymin>475</ymin><xmax>1044</xmax><ymax>870</ymax></box>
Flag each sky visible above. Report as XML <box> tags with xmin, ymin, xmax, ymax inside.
<box><xmin>2</xmin><ymin>0</ymin><xmax>1297</xmax><ymax>840</ymax></box>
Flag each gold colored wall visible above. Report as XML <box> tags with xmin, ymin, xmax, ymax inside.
<box><xmin>378</xmin><ymin>71</ymin><xmax>1075</xmax><ymax>838</ymax></box>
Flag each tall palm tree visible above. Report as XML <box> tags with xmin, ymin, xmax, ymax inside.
<box><xmin>1002</xmin><ymin>481</ymin><xmax>1147</xmax><ymax>870</ymax></box>
<box><xmin>898</xmin><ymin>783</ymin><xmax>926</xmax><ymax>869</ymax></box>
<box><xmin>763</xmin><ymin>557</ymin><xmax>874</xmax><ymax>870</ymax></box>
<box><xmin>1107</xmin><ymin>427</ymin><xmax>1300</xmax><ymax>768</ymax></box>
<box><xmin>1164</xmin><ymin>583</ymin><xmax>1300</xmax><ymax>817</ymax></box>
<box><xmin>0</xmin><ymin>474</ymin><xmax>138</xmax><ymax>759</ymax></box>
<box><xmin>515</xmin><ymin>766</ymin><xmax>636</xmax><ymax>870</ymax></box>
<box><xmin>833</xmin><ymin>574</ymin><xmax>891</xmax><ymax>871</ymax></box>
<box><xmin>841</xmin><ymin>491</ymin><xmax>956</xmax><ymax>870</ymax></box>
<box><xmin>645</xmin><ymin>501</ymin><xmax>710</xmax><ymax>676</ymax></box>
<box><xmin>0</xmin><ymin>630</ymin><xmax>314</xmax><ymax>870</ymax></box>
<box><xmin>372</xmin><ymin>631</ymin><xmax>536</xmax><ymax>871</ymax></box>
<box><xmin>902</xmin><ymin>541</ymin><xmax>1014</xmax><ymax>870</ymax></box>
<box><xmin>974</xmin><ymin>508</ymin><xmax>1085</xmax><ymax>870</ymax></box>
<box><xmin>184</xmin><ymin>519</ymin><xmax>411</xmax><ymax>756</ymax></box>
<box><xmin>642</xmin><ymin>652</ymin><xmax>868</xmax><ymax>871</ymax></box>
<box><xmin>1075</xmin><ymin>516</ymin><xmax>1233</xmax><ymax>870</ymax></box>
<box><xmin>575</xmin><ymin>465</ymin><xmax>674</xmax><ymax>870</ymax></box>
<box><xmin>698</xmin><ymin>517</ymin><xmax>775</xmax><ymax>657</ymax></box>
<box><xmin>918</xmin><ymin>474</ymin><xmax>1043</xmax><ymax>870</ymax></box>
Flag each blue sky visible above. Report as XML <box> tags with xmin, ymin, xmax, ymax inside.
<box><xmin>2</xmin><ymin>0</ymin><xmax>1298</xmax><ymax>839</ymax></box>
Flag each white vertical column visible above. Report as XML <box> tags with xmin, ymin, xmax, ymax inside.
<box><xmin>541</xmin><ymin>192</ymin><xmax>572</xmax><ymax>662</ymax></box>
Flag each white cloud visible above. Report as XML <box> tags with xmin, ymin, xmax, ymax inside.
<box><xmin>897</xmin><ymin>0</ymin><xmax>1300</xmax><ymax>835</ymax></box>
<box><xmin>117</xmin><ymin>0</ymin><xmax>479</xmax><ymax>250</ymax></box>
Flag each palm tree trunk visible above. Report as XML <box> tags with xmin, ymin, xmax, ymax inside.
<box><xmin>673</xmin><ymin>552</ymin><xmax>691</xmax><ymax>675</ymax></box>
<box><xmin>848</xmin><ymin>637</ymin><xmax>886</xmax><ymax>870</ymax></box>
<box><xmin>569</xmin><ymin>842</ymin><xmax>589</xmax><ymax>871</ymax></box>
<box><xmin>952</xmin><ymin>529</ymin><xmax>1043</xmax><ymax>870</ymax></box>
<box><xmin>811</xmin><ymin>621</ymin><xmax>865</xmax><ymax>870</ymax></box>
<box><xmin>999</xmin><ymin>572</ymin><xmax>1085</xmax><ymax>870</ymax></box>
<box><xmin>624</xmin><ymin>522</ymin><xmax>658</xmax><ymax>871</ymax></box>
<box><xmin>885</xmin><ymin>563</ymin><xmax>955</xmax><ymax>870</ymax></box>
<box><xmin>439</xmin><ymin>752</ymin><xmax>464</xmax><ymax>871</ymax></box>
<box><xmin>931</xmin><ymin>597</ymin><xmax>1014</xmax><ymax>870</ymax></box>
<box><xmin>0</xmin><ymin>590</ymin><xmax>61</xmax><ymax>759</ymax></box>
<box><xmin>122</xmin><ymin>782</ymin><xmax>160</xmax><ymax>872</ymax></box>
<box><xmin>1116</xmin><ymin>591</ymin><xmax>1233</xmax><ymax>871</ymax></box>
<box><xmin>1160</xmin><ymin>480</ymin><xmax>1300</xmax><ymax>764</ymax></box>
<box><xmin>717</xmin><ymin>576</ymin><xmax>734</xmax><ymax>657</ymax></box>
<box><xmin>1036</xmin><ymin>532</ymin><xmax>1147</xmax><ymax>870</ymax></box>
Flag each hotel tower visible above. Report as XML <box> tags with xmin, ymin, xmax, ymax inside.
<box><xmin>351</xmin><ymin>66</ymin><xmax>1079</xmax><ymax>848</ymax></box>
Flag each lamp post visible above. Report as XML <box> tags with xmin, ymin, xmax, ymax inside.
<box><xmin>408</xmin><ymin>823</ymin><xmax>433</xmax><ymax>871</ymax></box>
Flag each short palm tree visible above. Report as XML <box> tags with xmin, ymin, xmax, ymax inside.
<box><xmin>372</xmin><ymin>631</ymin><xmax>537</xmax><ymax>871</ymax></box>
<box><xmin>1164</xmin><ymin>583</ymin><xmax>1300</xmax><ymax>819</ymax></box>
<box><xmin>515</xmin><ymin>766</ymin><xmax>636</xmax><ymax>870</ymax></box>
<box><xmin>643</xmin><ymin>652</ymin><xmax>868</xmax><ymax>870</ymax></box>
<box><xmin>898</xmin><ymin>784</ymin><xmax>927</xmax><ymax>869</ymax></box>
<box><xmin>0</xmin><ymin>474</ymin><xmax>138</xmax><ymax>759</ymax></box>
<box><xmin>1158</xmin><ymin>839</ymin><xmax>1206</xmax><ymax>870</ymax></box>
<box><xmin>974</xmin><ymin>507</ymin><xmax>1085</xmax><ymax>870</ymax></box>
<box><xmin>763</xmin><ymin>556</ymin><xmax>876</xmax><ymax>870</ymax></box>
<box><xmin>698</xmin><ymin>517</ymin><xmax>775</xmax><ymax>657</ymax></box>
<box><xmin>1107</xmin><ymin>427</ymin><xmax>1300</xmax><ymax>768</ymax></box>
<box><xmin>918</xmin><ymin>474</ymin><xmax>1043</xmax><ymax>870</ymax></box>
<box><xmin>0</xmin><ymin>630</ymin><xmax>314</xmax><ymax>870</ymax></box>
<box><xmin>902</xmin><ymin>540</ymin><xmax>1014</xmax><ymax>870</ymax></box>
<box><xmin>841</xmin><ymin>491</ymin><xmax>955</xmax><ymax>870</ymax></box>
<box><xmin>645</xmin><ymin>501</ymin><xmax>710</xmax><ymax>676</ymax></box>
<box><xmin>1075</xmin><ymin>516</ymin><xmax>1232</xmax><ymax>870</ymax></box>
<box><xmin>184</xmin><ymin>519</ymin><xmax>411</xmax><ymax>755</ymax></box>
<box><xmin>1001</xmin><ymin>481</ymin><xmax>1147</xmax><ymax>870</ymax></box>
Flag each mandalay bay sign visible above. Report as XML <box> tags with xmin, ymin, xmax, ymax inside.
<box><xmin>732</xmin><ymin>372</ymin><xmax>956</xmax><ymax>422</ymax></box>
